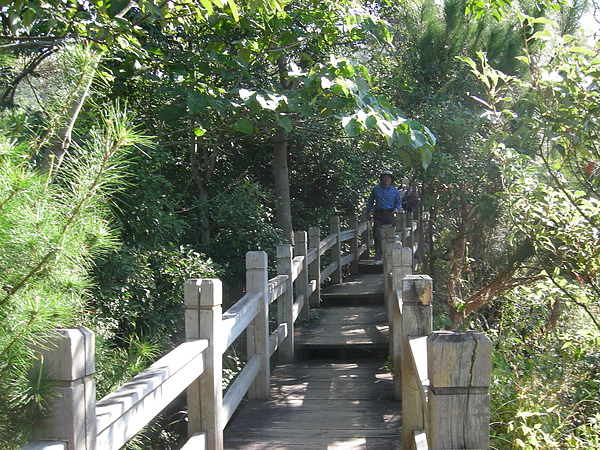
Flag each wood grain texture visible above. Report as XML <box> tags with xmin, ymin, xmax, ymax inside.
<box><xmin>223</xmin><ymin>361</ymin><xmax>402</xmax><ymax>449</ymax></box>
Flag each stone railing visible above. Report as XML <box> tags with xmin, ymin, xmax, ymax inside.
<box><xmin>382</xmin><ymin>227</ymin><xmax>492</xmax><ymax>450</ymax></box>
<box><xmin>22</xmin><ymin>214</ymin><xmax>371</xmax><ymax>450</ymax></box>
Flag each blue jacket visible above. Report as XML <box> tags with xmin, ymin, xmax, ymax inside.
<box><xmin>367</xmin><ymin>184</ymin><xmax>402</xmax><ymax>212</ymax></box>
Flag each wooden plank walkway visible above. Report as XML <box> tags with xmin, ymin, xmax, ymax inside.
<box><xmin>223</xmin><ymin>263</ymin><xmax>402</xmax><ymax>449</ymax></box>
<box><xmin>222</xmin><ymin>361</ymin><xmax>401</xmax><ymax>449</ymax></box>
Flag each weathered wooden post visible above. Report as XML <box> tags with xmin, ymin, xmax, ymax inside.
<box><xmin>390</xmin><ymin>247</ymin><xmax>413</xmax><ymax>400</ymax></box>
<box><xmin>381</xmin><ymin>225</ymin><xmax>397</xmax><ymax>312</ymax></box>
<box><xmin>246</xmin><ymin>251</ymin><xmax>270</xmax><ymax>400</ymax></box>
<box><xmin>406</xmin><ymin>211</ymin><xmax>415</xmax><ymax>256</ymax></box>
<box><xmin>349</xmin><ymin>214</ymin><xmax>360</xmax><ymax>275</ymax></box>
<box><xmin>396</xmin><ymin>209</ymin><xmax>405</xmax><ymax>236</ymax></box>
<box><xmin>185</xmin><ymin>278</ymin><xmax>223</xmax><ymax>449</ymax></box>
<box><xmin>294</xmin><ymin>231</ymin><xmax>310</xmax><ymax>323</ymax></box>
<box><xmin>330</xmin><ymin>215</ymin><xmax>343</xmax><ymax>284</ymax></box>
<box><xmin>360</xmin><ymin>211</ymin><xmax>371</xmax><ymax>259</ymax></box>
<box><xmin>401</xmin><ymin>275</ymin><xmax>433</xmax><ymax>450</ymax></box>
<box><xmin>427</xmin><ymin>331</ymin><xmax>492</xmax><ymax>450</ymax></box>
<box><xmin>308</xmin><ymin>226</ymin><xmax>321</xmax><ymax>307</ymax></box>
<box><xmin>25</xmin><ymin>328</ymin><xmax>96</xmax><ymax>450</ymax></box>
<box><xmin>277</xmin><ymin>244</ymin><xmax>295</xmax><ymax>362</ymax></box>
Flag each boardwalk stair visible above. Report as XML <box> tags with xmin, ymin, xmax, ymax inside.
<box><xmin>24</xmin><ymin>212</ymin><xmax>492</xmax><ymax>450</ymax></box>
<box><xmin>223</xmin><ymin>261</ymin><xmax>402</xmax><ymax>449</ymax></box>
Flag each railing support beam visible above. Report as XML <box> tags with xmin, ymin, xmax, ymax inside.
<box><xmin>427</xmin><ymin>331</ymin><xmax>492</xmax><ymax>450</ymax></box>
<box><xmin>277</xmin><ymin>244</ymin><xmax>295</xmax><ymax>363</ymax></box>
<box><xmin>185</xmin><ymin>278</ymin><xmax>224</xmax><ymax>450</ymax></box>
<box><xmin>26</xmin><ymin>328</ymin><xmax>96</xmax><ymax>450</ymax></box>
<box><xmin>391</xmin><ymin>247</ymin><xmax>413</xmax><ymax>400</ymax></box>
<box><xmin>401</xmin><ymin>275</ymin><xmax>433</xmax><ymax>450</ymax></box>
<box><xmin>308</xmin><ymin>226</ymin><xmax>321</xmax><ymax>307</ymax></box>
<box><xmin>246</xmin><ymin>251</ymin><xmax>270</xmax><ymax>400</ymax></box>
<box><xmin>294</xmin><ymin>231</ymin><xmax>310</xmax><ymax>323</ymax></box>
<box><xmin>330</xmin><ymin>215</ymin><xmax>342</xmax><ymax>284</ymax></box>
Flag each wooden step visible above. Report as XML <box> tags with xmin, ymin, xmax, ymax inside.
<box><xmin>320</xmin><ymin>273</ymin><xmax>384</xmax><ymax>307</ymax></box>
<box><xmin>223</xmin><ymin>361</ymin><xmax>401</xmax><ymax>449</ymax></box>
<box><xmin>295</xmin><ymin>305</ymin><xmax>389</xmax><ymax>360</ymax></box>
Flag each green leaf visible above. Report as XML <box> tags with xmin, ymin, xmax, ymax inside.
<box><xmin>456</xmin><ymin>56</ymin><xmax>477</xmax><ymax>71</ymax></box>
<box><xmin>234</xmin><ymin>118</ymin><xmax>254</xmax><ymax>134</ymax></box>
<box><xmin>419</xmin><ymin>144</ymin><xmax>434</xmax><ymax>170</ymax></box>
<box><xmin>365</xmin><ymin>115</ymin><xmax>377</xmax><ymax>129</ymax></box>
<box><xmin>200</xmin><ymin>0</ymin><xmax>214</xmax><ymax>14</ymax></box>
<box><xmin>398</xmin><ymin>148</ymin><xmax>412</xmax><ymax>166</ymax></box>
<box><xmin>342</xmin><ymin>117</ymin><xmax>362</xmax><ymax>136</ymax></box>
<box><xmin>187</xmin><ymin>92</ymin><xmax>209</xmax><ymax>113</ymax></box>
<box><xmin>157</xmin><ymin>104</ymin><xmax>186</xmax><ymax>121</ymax></box>
<box><xmin>226</xmin><ymin>0</ymin><xmax>240</xmax><ymax>21</ymax></box>
<box><xmin>568</xmin><ymin>46</ymin><xmax>596</xmax><ymax>56</ymax></box>
<box><xmin>410</xmin><ymin>129</ymin><xmax>428</xmax><ymax>148</ymax></box>
<box><xmin>108</xmin><ymin>0</ymin><xmax>131</xmax><ymax>18</ymax></box>
<box><xmin>277</xmin><ymin>115</ymin><xmax>293</xmax><ymax>132</ymax></box>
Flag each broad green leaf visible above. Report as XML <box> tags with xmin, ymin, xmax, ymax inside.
<box><xmin>531</xmin><ymin>30</ymin><xmax>552</xmax><ymax>40</ymax></box>
<box><xmin>530</xmin><ymin>17</ymin><xmax>557</xmax><ymax>26</ymax></box>
<box><xmin>456</xmin><ymin>56</ymin><xmax>477</xmax><ymax>71</ymax></box>
<box><xmin>342</xmin><ymin>117</ymin><xmax>362</xmax><ymax>136</ymax></box>
<box><xmin>234</xmin><ymin>118</ymin><xmax>254</xmax><ymax>134</ymax></box>
<box><xmin>361</xmin><ymin>142</ymin><xmax>377</xmax><ymax>152</ymax></box>
<box><xmin>157</xmin><ymin>104</ymin><xmax>186</xmax><ymax>121</ymax></box>
<box><xmin>410</xmin><ymin>129</ymin><xmax>428</xmax><ymax>148</ymax></box>
<box><xmin>277</xmin><ymin>115</ymin><xmax>293</xmax><ymax>132</ymax></box>
<box><xmin>365</xmin><ymin>115</ymin><xmax>377</xmax><ymax>129</ymax></box>
<box><xmin>187</xmin><ymin>92</ymin><xmax>209</xmax><ymax>113</ymax></box>
<box><xmin>568</xmin><ymin>46</ymin><xmax>596</xmax><ymax>56</ymax></box>
<box><xmin>226</xmin><ymin>0</ymin><xmax>239</xmax><ymax>22</ymax></box>
<box><xmin>108</xmin><ymin>0</ymin><xmax>131</xmax><ymax>18</ymax></box>
<box><xmin>419</xmin><ymin>144</ymin><xmax>434</xmax><ymax>170</ymax></box>
<box><xmin>200</xmin><ymin>0</ymin><xmax>214</xmax><ymax>15</ymax></box>
<box><xmin>398</xmin><ymin>148</ymin><xmax>412</xmax><ymax>166</ymax></box>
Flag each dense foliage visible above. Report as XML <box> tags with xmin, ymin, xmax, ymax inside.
<box><xmin>1</xmin><ymin>0</ymin><xmax>599</xmax><ymax>447</ymax></box>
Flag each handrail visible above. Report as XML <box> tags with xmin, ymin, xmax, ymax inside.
<box><xmin>382</xmin><ymin>225</ymin><xmax>493</xmax><ymax>450</ymax></box>
<box><xmin>23</xmin><ymin>214</ymin><xmax>372</xmax><ymax>450</ymax></box>
<box><xmin>96</xmin><ymin>339</ymin><xmax>210</xmax><ymax>449</ymax></box>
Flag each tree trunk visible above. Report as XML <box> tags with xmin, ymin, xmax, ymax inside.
<box><xmin>190</xmin><ymin>135</ymin><xmax>211</xmax><ymax>248</ymax></box>
<box><xmin>273</xmin><ymin>126</ymin><xmax>293</xmax><ymax>243</ymax></box>
<box><xmin>41</xmin><ymin>50</ymin><xmax>98</xmax><ymax>173</ymax></box>
<box><xmin>447</xmin><ymin>192</ymin><xmax>471</xmax><ymax>328</ymax></box>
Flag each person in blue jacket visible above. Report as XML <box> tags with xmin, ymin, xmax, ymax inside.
<box><xmin>366</xmin><ymin>170</ymin><xmax>403</xmax><ymax>264</ymax></box>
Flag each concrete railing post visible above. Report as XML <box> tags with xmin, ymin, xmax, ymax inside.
<box><xmin>381</xmin><ymin>226</ymin><xmax>398</xmax><ymax>313</ymax></box>
<box><xmin>329</xmin><ymin>215</ymin><xmax>343</xmax><ymax>284</ymax></box>
<box><xmin>277</xmin><ymin>244</ymin><xmax>295</xmax><ymax>363</ymax></box>
<box><xmin>308</xmin><ymin>227</ymin><xmax>321</xmax><ymax>307</ymax></box>
<box><xmin>28</xmin><ymin>328</ymin><xmax>96</xmax><ymax>449</ymax></box>
<box><xmin>390</xmin><ymin>247</ymin><xmax>413</xmax><ymax>400</ymax></box>
<box><xmin>427</xmin><ymin>331</ymin><xmax>492</xmax><ymax>450</ymax></box>
<box><xmin>246</xmin><ymin>251</ymin><xmax>270</xmax><ymax>400</ymax></box>
<box><xmin>360</xmin><ymin>211</ymin><xmax>371</xmax><ymax>259</ymax></box>
<box><xmin>294</xmin><ymin>231</ymin><xmax>310</xmax><ymax>323</ymax></box>
<box><xmin>185</xmin><ymin>278</ymin><xmax>223</xmax><ymax>449</ymax></box>
<box><xmin>406</xmin><ymin>211</ymin><xmax>415</xmax><ymax>256</ymax></box>
<box><xmin>395</xmin><ymin>210</ymin><xmax>405</xmax><ymax>237</ymax></box>
<box><xmin>401</xmin><ymin>275</ymin><xmax>433</xmax><ymax>450</ymax></box>
<box><xmin>349</xmin><ymin>214</ymin><xmax>360</xmax><ymax>275</ymax></box>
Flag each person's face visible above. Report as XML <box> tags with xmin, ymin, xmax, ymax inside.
<box><xmin>381</xmin><ymin>174</ymin><xmax>392</xmax><ymax>186</ymax></box>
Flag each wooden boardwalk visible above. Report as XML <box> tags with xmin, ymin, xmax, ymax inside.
<box><xmin>223</xmin><ymin>263</ymin><xmax>402</xmax><ymax>449</ymax></box>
